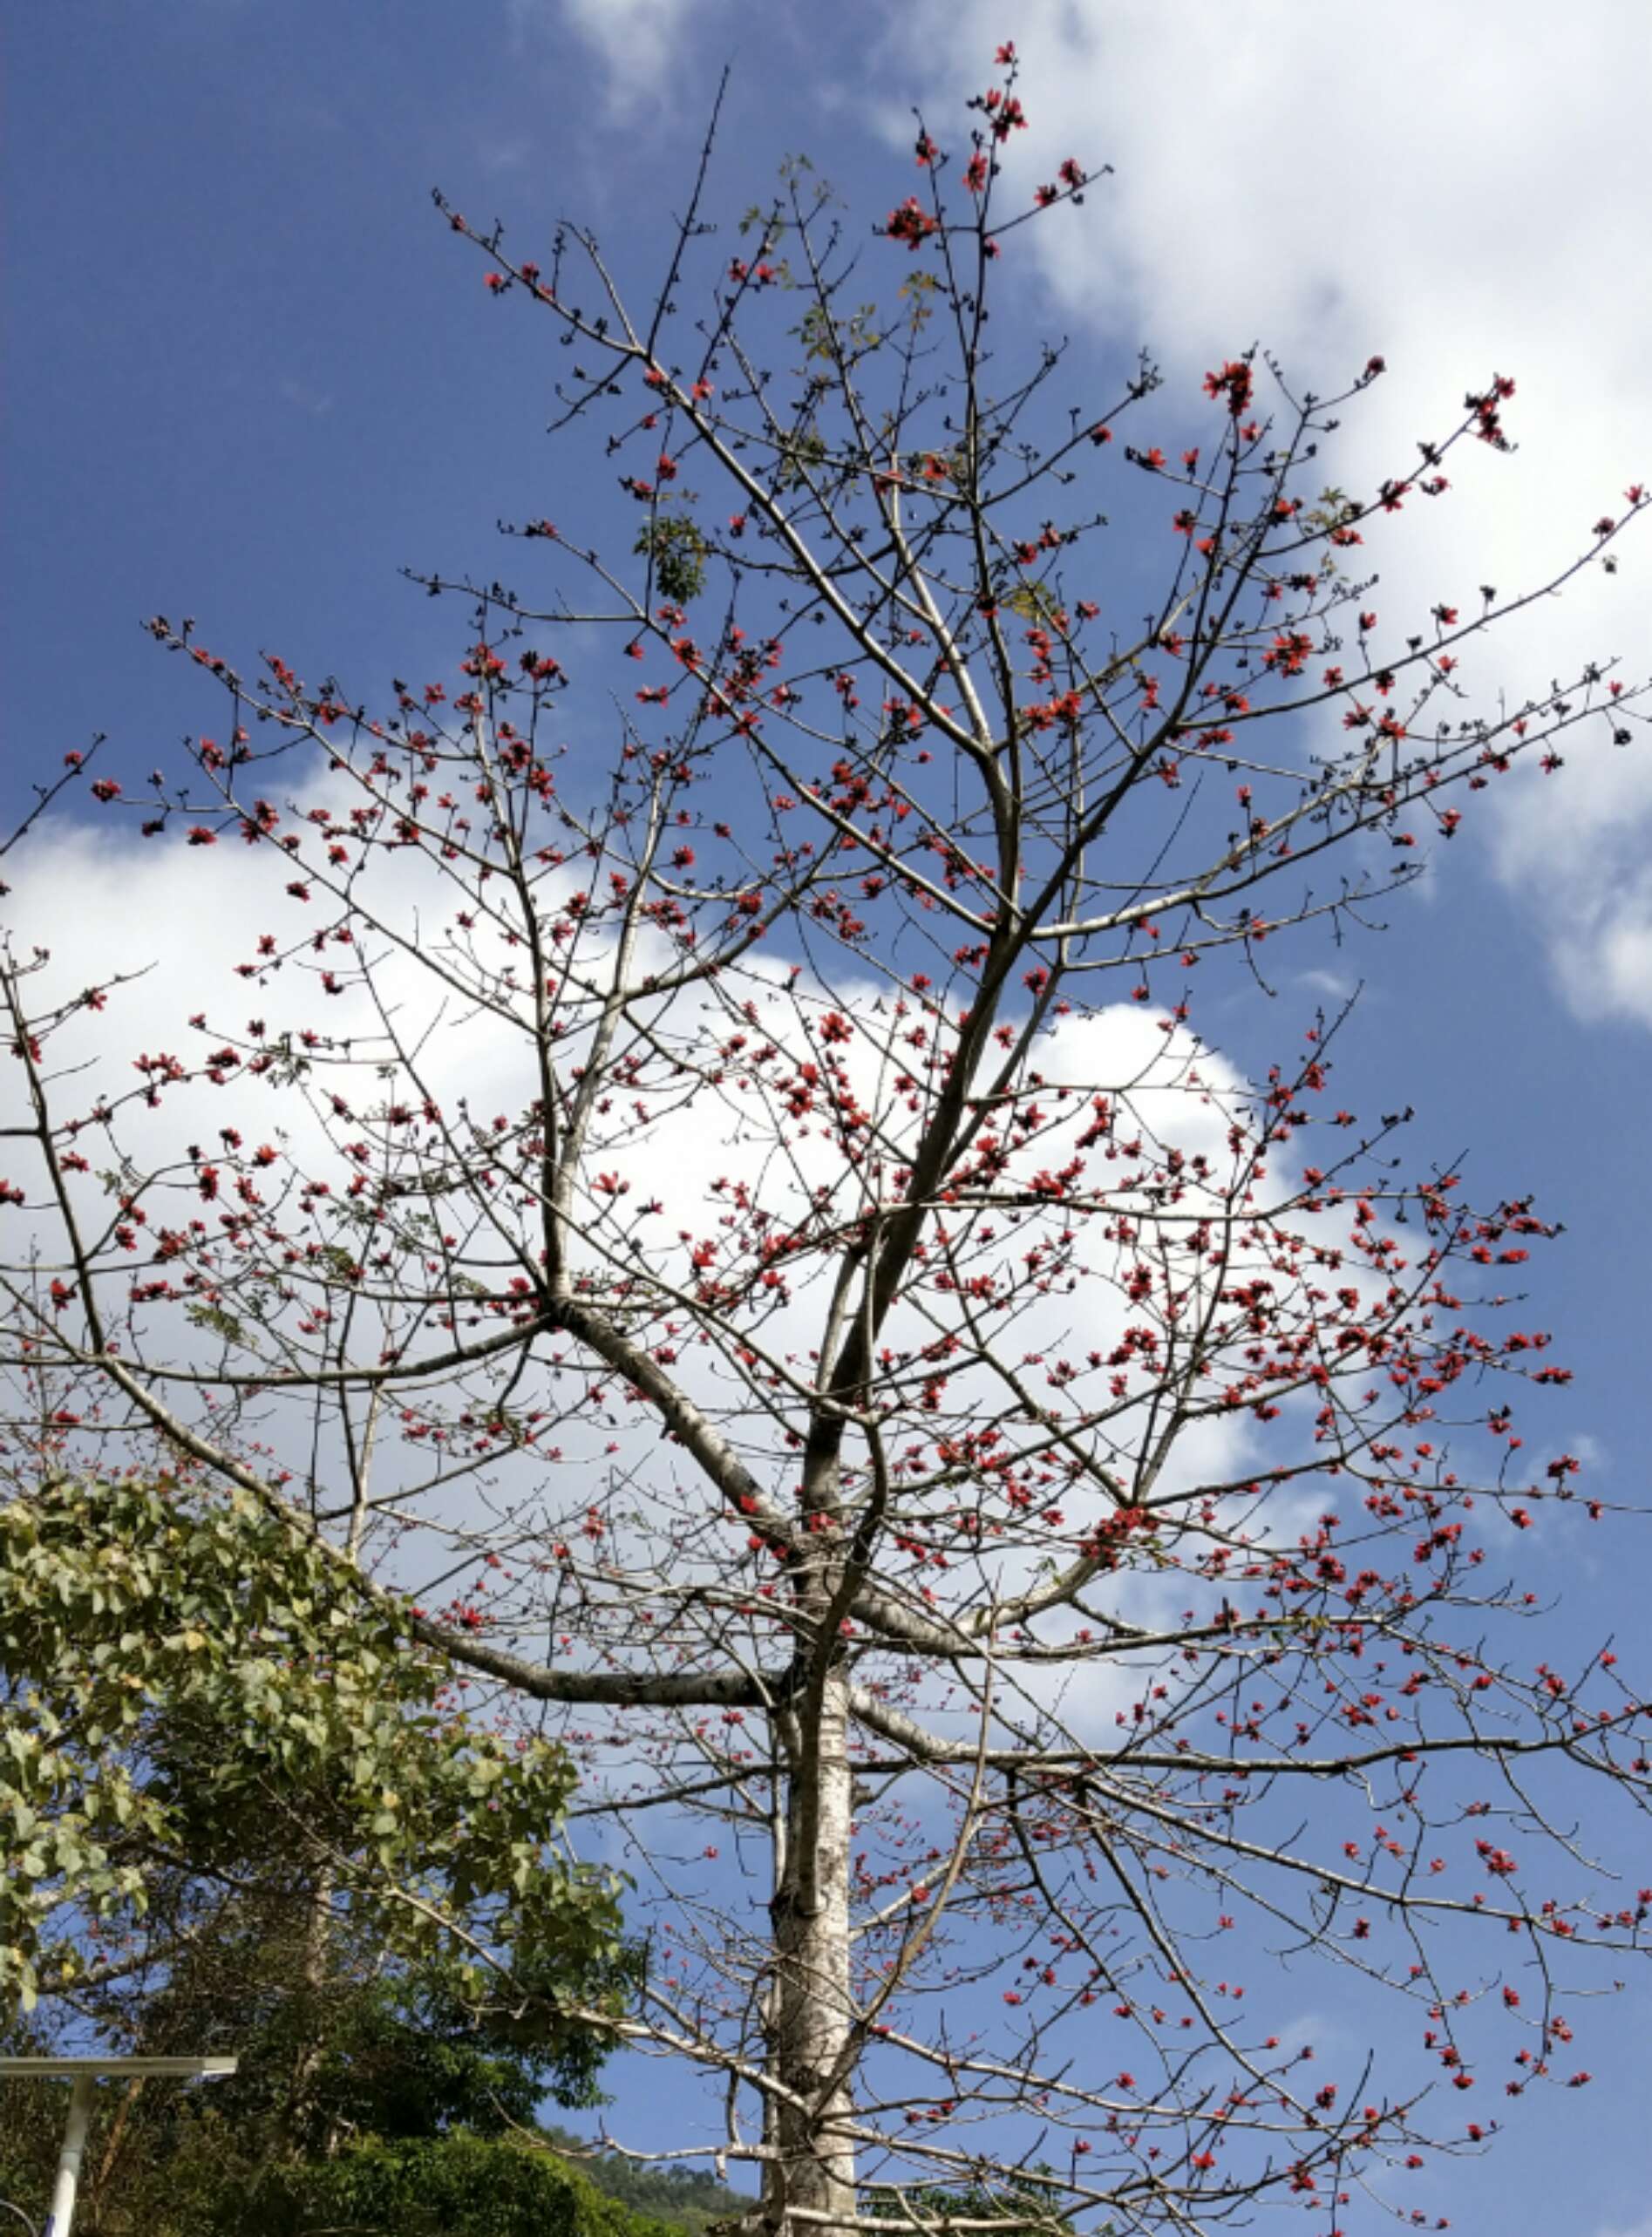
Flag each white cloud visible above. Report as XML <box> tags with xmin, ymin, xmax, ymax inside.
<box><xmin>514</xmin><ymin>0</ymin><xmax>717</xmax><ymax>113</ymax></box>
<box><xmin>476</xmin><ymin>134</ymin><xmax>533</xmax><ymax>176</ymax></box>
<box><xmin>0</xmin><ymin>804</ymin><xmax>1274</xmax><ymax>1732</ymax></box>
<box><xmin>877</xmin><ymin>0</ymin><xmax>1652</xmax><ymax>1029</ymax></box>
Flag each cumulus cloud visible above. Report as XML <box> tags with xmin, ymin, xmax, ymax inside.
<box><xmin>0</xmin><ymin>801</ymin><xmax>1275</xmax><ymax>1732</ymax></box>
<box><xmin>878</xmin><ymin>0</ymin><xmax>1652</xmax><ymax>1027</ymax></box>
<box><xmin>514</xmin><ymin>0</ymin><xmax>717</xmax><ymax>113</ymax></box>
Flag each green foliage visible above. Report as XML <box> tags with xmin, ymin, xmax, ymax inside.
<box><xmin>0</xmin><ymin>2066</ymin><xmax>690</xmax><ymax>2237</ymax></box>
<box><xmin>897</xmin><ymin>269</ymin><xmax>940</xmax><ymax>331</ymax></box>
<box><xmin>868</xmin><ymin>2179</ymin><xmax>1078</xmax><ymax>2236</ymax></box>
<box><xmin>1301</xmin><ymin>484</ymin><xmax>1362</xmax><ymax>571</ymax></box>
<box><xmin>113</xmin><ymin>1899</ymin><xmax>591</xmax><ymax>2145</ymax></box>
<box><xmin>241</xmin><ymin>2132</ymin><xmax>683</xmax><ymax>2237</ymax></box>
<box><xmin>0</xmin><ymin>1473</ymin><xmax>671</xmax><ymax>2234</ymax></box>
<box><xmin>0</xmin><ymin>1475</ymin><xmax>633</xmax><ymax>2057</ymax></box>
<box><xmin>773</xmin><ymin>426</ymin><xmax>828</xmax><ymax>492</ymax></box>
<box><xmin>0</xmin><ymin>1958</ymin><xmax>706</xmax><ymax>2237</ymax></box>
<box><xmin>633</xmin><ymin>515</ymin><xmax>710</xmax><ymax>602</ymax></box>
<box><xmin>0</xmin><ymin>2020</ymin><xmax>61</xmax><ymax>2223</ymax></box>
<box><xmin>539</xmin><ymin>2127</ymin><xmax>751</xmax><ymax>2234</ymax></box>
<box><xmin>795</xmin><ymin>300</ymin><xmax>882</xmax><ymax>364</ymax></box>
<box><xmin>1000</xmin><ymin>581</ymin><xmax>1065</xmax><ymax>625</ymax></box>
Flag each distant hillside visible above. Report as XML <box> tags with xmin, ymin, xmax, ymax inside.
<box><xmin>540</xmin><ymin>2128</ymin><xmax>755</xmax><ymax>2233</ymax></box>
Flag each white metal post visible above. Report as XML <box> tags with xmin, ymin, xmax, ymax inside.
<box><xmin>41</xmin><ymin>2071</ymin><xmax>94</xmax><ymax>2237</ymax></box>
<box><xmin>0</xmin><ymin>2057</ymin><xmax>236</xmax><ymax>2237</ymax></box>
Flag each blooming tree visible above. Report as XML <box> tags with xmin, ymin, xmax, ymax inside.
<box><xmin>4</xmin><ymin>46</ymin><xmax>1651</xmax><ymax>2237</ymax></box>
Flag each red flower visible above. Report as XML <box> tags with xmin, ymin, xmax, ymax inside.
<box><xmin>885</xmin><ymin>199</ymin><xmax>939</xmax><ymax>251</ymax></box>
<box><xmin>1203</xmin><ymin>360</ymin><xmax>1254</xmax><ymax>418</ymax></box>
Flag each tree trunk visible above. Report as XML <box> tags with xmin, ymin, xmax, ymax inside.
<box><xmin>282</xmin><ymin>1873</ymin><xmax>337</xmax><ymax>2160</ymax></box>
<box><xmin>766</xmin><ymin>1664</ymin><xmax>856</xmax><ymax>2234</ymax></box>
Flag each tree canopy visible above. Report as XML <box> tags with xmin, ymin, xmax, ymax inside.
<box><xmin>0</xmin><ymin>1471</ymin><xmax>646</xmax><ymax>2233</ymax></box>
<box><xmin>1</xmin><ymin>1472</ymin><xmax>633</xmax><ymax>2064</ymax></box>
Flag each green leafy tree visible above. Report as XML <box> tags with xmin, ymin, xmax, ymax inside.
<box><xmin>0</xmin><ymin>1471</ymin><xmax>645</xmax><ymax>2232</ymax></box>
<box><xmin>870</xmin><ymin>2184</ymin><xmax>1076</xmax><ymax>2237</ymax></box>
<box><xmin>634</xmin><ymin>515</ymin><xmax>711</xmax><ymax>603</ymax></box>
<box><xmin>0</xmin><ymin>1914</ymin><xmax>661</xmax><ymax>2236</ymax></box>
<box><xmin>1</xmin><ymin>1473</ymin><xmax>632</xmax><ymax>2047</ymax></box>
<box><xmin>537</xmin><ymin>2132</ymin><xmax>754</xmax><ymax>2236</ymax></box>
<box><xmin>242</xmin><ymin>2132</ymin><xmax>684</xmax><ymax>2237</ymax></box>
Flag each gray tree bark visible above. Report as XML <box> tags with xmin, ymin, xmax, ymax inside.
<box><xmin>766</xmin><ymin>1670</ymin><xmax>856</xmax><ymax>2234</ymax></box>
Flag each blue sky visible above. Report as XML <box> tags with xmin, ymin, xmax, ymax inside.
<box><xmin>6</xmin><ymin>5</ymin><xmax>1652</xmax><ymax>2232</ymax></box>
